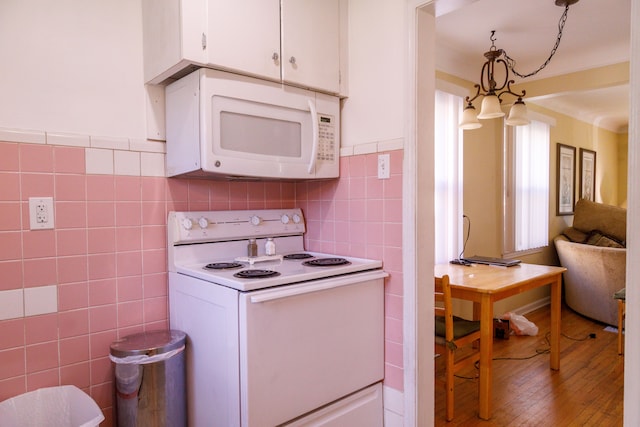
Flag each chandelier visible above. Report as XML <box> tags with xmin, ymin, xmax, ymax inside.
<box><xmin>459</xmin><ymin>0</ymin><xmax>580</xmax><ymax>130</ymax></box>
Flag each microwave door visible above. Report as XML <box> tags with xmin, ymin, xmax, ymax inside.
<box><xmin>207</xmin><ymin>95</ymin><xmax>315</xmax><ymax>179</ymax></box>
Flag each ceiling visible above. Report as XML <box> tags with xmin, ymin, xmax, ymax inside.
<box><xmin>434</xmin><ymin>0</ymin><xmax>631</xmax><ymax>133</ymax></box>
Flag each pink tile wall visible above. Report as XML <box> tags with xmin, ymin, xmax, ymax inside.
<box><xmin>296</xmin><ymin>150</ymin><xmax>404</xmax><ymax>391</ymax></box>
<box><xmin>0</xmin><ymin>141</ymin><xmax>404</xmax><ymax>425</ymax></box>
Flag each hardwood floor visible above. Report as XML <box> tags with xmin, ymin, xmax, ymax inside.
<box><xmin>434</xmin><ymin>304</ymin><xmax>624</xmax><ymax>426</ymax></box>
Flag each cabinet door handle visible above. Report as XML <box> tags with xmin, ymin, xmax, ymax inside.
<box><xmin>272</xmin><ymin>52</ymin><xmax>279</xmax><ymax>61</ymax></box>
<box><xmin>289</xmin><ymin>56</ymin><xmax>296</xmax><ymax>65</ymax></box>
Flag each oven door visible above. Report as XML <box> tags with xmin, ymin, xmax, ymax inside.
<box><xmin>238</xmin><ymin>270</ymin><xmax>387</xmax><ymax>427</ymax></box>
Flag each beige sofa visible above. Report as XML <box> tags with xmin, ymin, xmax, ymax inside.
<box><xmin>553</xmin><ymin>199</ymin><xmax>627</xmax><ymax>326</ymax></box>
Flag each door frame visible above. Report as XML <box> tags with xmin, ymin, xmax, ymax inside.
<box><xmin>403</xmin><ymin>0</ymin><xmax>640</xmax><ymax>425</ymax></box>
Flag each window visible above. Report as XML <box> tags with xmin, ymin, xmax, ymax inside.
<box><xmin>503</xmin><ymin>119</ymin><xmax>551</xmax><ymax>255</ymax></box>
<box><xmin>434</xmin><ymin>89</ymin><xmax>464</xmax><ymax>263</ymax></box>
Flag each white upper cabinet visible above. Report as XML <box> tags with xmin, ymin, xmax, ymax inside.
<box><xmin>281</xmin><ymin>0</ymin><xmax>341</xmax><ymax>94</ymax></box>
<box><xmin>142</xmin><ymin>0</ymin><xmax>345</xmax><ymax>95</ymax></box>
<box><xmin>206</xmin><ymin>0</ymin><xmax>281</xmax><ymax>82</ymax></box>
<box><xmin>142</xmin><ymin>0</ymin><xmax>209</xmax><ymax>84</ymax></box>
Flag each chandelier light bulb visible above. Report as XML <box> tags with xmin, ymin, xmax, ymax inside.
<box><xmin>459</xmin><ymin>103</ymin><xmax>483</xmax><ymax>130</ymax></box>
<box><xmin>505</xmin><ymin>99</ymin><xmax>531</xmax><ymax>126</ymax></box>
<box><xmin>460</xmin><ymin>2</ymin><xmax>577</xmax><ymax>130</ymax></box>
<box><xmin>477</xmin><ymin>95</ymin><xmax>505</xmax><ymax>119</ymax></box>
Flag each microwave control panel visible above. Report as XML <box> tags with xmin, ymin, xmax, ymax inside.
<box><xmin>317</xmin><ymin>114</ymin><xmax>336</xmax><ymax>162</ymax></box>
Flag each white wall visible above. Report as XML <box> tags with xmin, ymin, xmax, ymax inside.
<box><xmin>0</xmin><ymin>0</ymin><xmax>147</xmax><ymax>140</ymax></box>
<box><xmin>1</xmin><ymin>0</ymin><xmax>407</xmax><ymax>149</ymax></box>
<box><xmin>341</xmin><ymin>0</ymin><xmax>406</xmax><ymax>148</ymax></box>
<box><xmin>342</xmin><ymin>2</ymin><xmax>411</xmax><ymax>425</ymax></box>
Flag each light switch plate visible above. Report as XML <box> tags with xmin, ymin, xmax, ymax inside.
<box><xmin>378</xmin><ymin>154</ymin><xmax>390</xmax><ymax>179</ymax></box>
<box><xmin>29</xmin><ymin>197</ymin><xmax>54</xmax><ymax>230</ymax></box>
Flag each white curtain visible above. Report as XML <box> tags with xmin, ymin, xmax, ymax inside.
<box><xmin>514</xmin><ymin>120</ymin><xmax>549</xmax><ymax>250</ymax></box>
<box><xmin>434</xmin><ymin>90</ymin><xmax>464</xmax><ymax>263</ymax></box>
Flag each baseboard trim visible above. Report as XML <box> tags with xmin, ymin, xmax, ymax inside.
<box><xmin>513</xmin><ymin>296</ymin><xmax>551</xmax><ymax>316</ymax></box>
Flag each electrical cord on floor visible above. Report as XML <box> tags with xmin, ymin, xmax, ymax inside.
<box><xmin>492</xmin><ymin>330</ymin><xmax>597</xmax><ymax>362</ymax></box>
<box><xmin>562</xmin><ymin>331</ymin><xmax>597</xmax><ymax>341</ymax></box>
<box><xmin>452</xmin><ymin>330</ymin><xmax>597</xmax><ymax>379</ymax></box>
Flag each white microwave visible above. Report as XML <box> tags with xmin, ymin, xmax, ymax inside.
<box><xmin>165</xmin><ymin>69</ymin><xmax>340</xmax><ymax>180</ymax></box>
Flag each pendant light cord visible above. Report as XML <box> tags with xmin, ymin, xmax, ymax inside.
<box><xmin>502</xmin><ymin>5</ymin><xmax>571</xmax><ymax>79</ymax></box>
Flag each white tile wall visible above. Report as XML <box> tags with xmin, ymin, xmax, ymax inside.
<box><xmin>383</xmin><ymin>386</ymin><xmax>404</xmax><ymax>427</ymax></box>
<box><xmin>378</xmin><ymin>138</ymin><xmax>404</xmax><ymax>152</ymax></box>
<box><xmin>340</xmin><ymin>137</ymin><xmax>404</xmax><ymax>157</ymax></box>
<box><xmin>0</xmin><ymin>289</ymin><xmax>24</xmax><ymax>320</ymax></box>
<box><xmin>85</xmin><ymin>148</ymin><xmax>115</xmax><ymax>175</ymax></box>
<box><xmin>47</xmin><ymin>132</ymin><xmax>91</xmax><ymax>147</ymax></box>
<box><xmin>114</xmin><ymin>150</ymin><xmax>141</xmax><ymax>176</ymax></box>
<box><xmin>140</xmin><ymin>152</ymin><xmax>166</xmax><ymax>177</ymax></box>
<box><xmin>91</xmin><ymin>135</ymin><xmax>129</xmax><ymax>150</ymax></box>
<box><xmin>0</xmin><ymin>126</ymin><xmax>167</xmax><ymax>178</ymax></box>
<box><xmin>0</xmin><ymin>128</ymin><xmax>46</xmax><ymax>144</ymax></box>
<box><xmin>353</xmin><ymin>141</ymin><xmax>378</xmax><ymax>155</ymax></box>
<box><xmin>130</xmin><ymin>138</ymin><xmax>166</xmax><ymax>153</ymax></box>
<box><xmin>0</xmin><ymin>286</ymin><xmax>59</xmax><ymax>320</ymax></box>
<box><xmin>24</xmin><ymin>285</ymin><xmax>58</xmax><ymax>316</ymax></box>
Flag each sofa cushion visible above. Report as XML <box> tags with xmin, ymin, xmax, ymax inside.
<box><xmin>562</xmin><ymin>227</ymin><xmax>588</xmax><ymax>243</ymax></box>
<box><xmin>572</xmin><ymin>199</ymin><xmax>626</xmax><ymax>243</ymax></box>
<box><xmin>585</xmin><ymin>230</ymin><xmax>625</xmax><ymax>248</ymax></box>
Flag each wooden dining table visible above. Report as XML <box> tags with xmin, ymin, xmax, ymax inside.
<box><xmin>434</xmin><ymin>262</ymin><xmax>566</xmax><ymax>420</ymax></box>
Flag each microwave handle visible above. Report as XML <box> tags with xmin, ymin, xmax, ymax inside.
<box><xmin>307</xmin><ymin>99</ymin><xmax>319</xmax><ymax>174</ymax></box>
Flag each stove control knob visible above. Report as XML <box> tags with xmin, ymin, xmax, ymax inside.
<box><xmin>198</xmin><ymin>217</ymin><xmax>209</xmax><ymax>229</ymax></box>
<box><xmin>292</xmin><ymin>213</ymin><xmax>302</xmax><ymax>224</ymax></box>
<box><xmin>250</xmin><ymin>215</ymin><xmax>261</xmax><ymax>226</ymax></box>
<box><xmin>281</xmin><ymin>214</ymin><xmax>290</xmax><ymax>224</ymax></box>
<box><xmin>182</xmin><ymin>218</ymin><xmax>194</xmax><ymax>230</ymax></box>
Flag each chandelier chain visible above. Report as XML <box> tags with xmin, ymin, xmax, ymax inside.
<box><xmin>503</xmin><ymin>5</ymin><xmax>570</xmax><ymax>79</ymax></box>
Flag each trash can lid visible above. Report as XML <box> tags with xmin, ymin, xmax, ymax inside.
<box><xmin>110</xmin><ymin>329</ymin><xmax>186</xmax><ymax>358</ymax></box>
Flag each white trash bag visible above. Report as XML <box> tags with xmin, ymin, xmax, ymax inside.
<box><xmin>502</xmin><ymin>312</ymin><xmax>539</xmax><ymax>336</ymax></box>
<box><xmin>0</xmin><ymin>385</ymin><xmax>104</xmax><ymax>427</ymax></box>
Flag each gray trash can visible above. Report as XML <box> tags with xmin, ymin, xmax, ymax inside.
<box><xmin>110</xmin><ymin>330</ymin><xmax>187</xmax><ymax>427</ymax></box>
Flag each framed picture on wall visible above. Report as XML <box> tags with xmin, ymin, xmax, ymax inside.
<box><xmin>556</xmin><ymin>143</ymin><xmax>576</xmax><ymax>215</ymax></box>
<box><xmin>579</xmin><ymin>148</ymin><xmax>597</xmax><ymax>202</ymax></box>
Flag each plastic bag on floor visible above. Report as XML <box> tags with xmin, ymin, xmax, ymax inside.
<box><xmin>502</xmin><ymin>312</ymin><xmax>539</xmax><ymax>336</ymax></box>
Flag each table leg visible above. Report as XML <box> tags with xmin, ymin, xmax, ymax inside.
<box><xmin>550</xmin><ymin>273</ymin><xmax>562</xmax><ymax>370</ymax></box>
<box><xmin>478</xmin><ymin>294</ymin><xmax>493</xmax><ymax>420</ymax></box>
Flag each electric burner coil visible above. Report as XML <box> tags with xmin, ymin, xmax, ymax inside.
<box><xmin>233</xmin><ymin>269</ymin><xmax>281</xmax><ymax>279</ymax></box>
<box><xmin>283</xmin><ymin>253</ymin><xmax>314</xmax><ymax>260</ymax></box>
<box><xmin>303</xmin><ymin>258</ymin><xmax>351</xmax><ymax>267</ymax></box>
<box><xmin>204</xmin><ymin>262</ymin><xmax>244</xmax><ymax>270</ymax></box>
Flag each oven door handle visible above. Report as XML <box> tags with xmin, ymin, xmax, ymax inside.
<box><xmin>249</xmin><ymin>270</ymin><xmax>388</xmax><ymax>303</ymax></box>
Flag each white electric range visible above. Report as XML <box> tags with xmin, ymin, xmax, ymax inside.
<box><xmin>167</xmin><ymin>208</ymin><xmax>387</xmax><ymax>427</ymax></box>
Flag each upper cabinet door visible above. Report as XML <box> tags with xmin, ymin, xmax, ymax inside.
<box><xmin>281</xmin><ymin>0</ymin><xmax>341</xmax><ymax>94</ymax></box>
<box><xmin>142</xmin><ymin>0</ymin><xmax>345</xmax><ymax>95</ymax></box>
<box><xmin>142</xmin><ymin>0</ymin><xmax>209</xmax><ymax>84</ymax></box>
<box><xmin>207</xmin><ymin>0</ymin><xmax>281</xmax><ymax>81</ymax></box>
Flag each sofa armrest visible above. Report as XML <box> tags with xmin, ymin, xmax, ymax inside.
<box><xmin>554</xmin><ymin>236</ymin><xmax>626</xmax><ymax>326</ymax></box>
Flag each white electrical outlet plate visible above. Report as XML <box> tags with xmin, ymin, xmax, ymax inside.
<box><xmin>378</xmin><ymin>154</ymin><xmax>390</xmax><ymax>179</ymax></box>
<box><xmin>28</xmin><ymin>197</ymin><xmax>54</xmax><ymax>230</ymax></box>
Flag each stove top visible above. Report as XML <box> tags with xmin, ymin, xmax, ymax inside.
<box><xmin>174</xmin><ymin>251</ymin><xmax>382</xmax><ymax>292</ymax></box>
<box><xmin>168</xmin><ymin>209</ymin><xmax>383</xmax><ymax>292</ymax></box>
